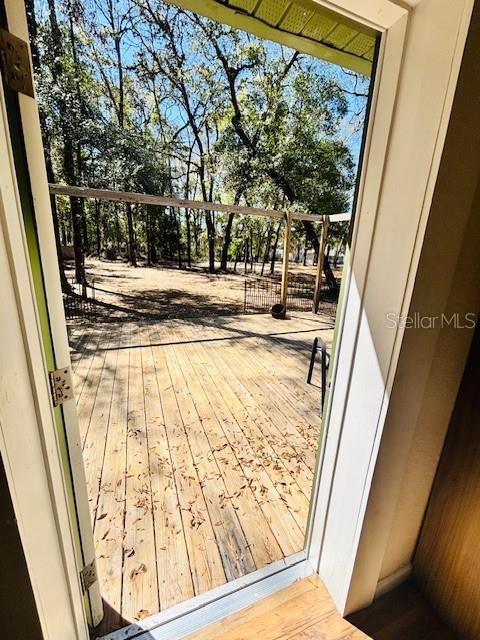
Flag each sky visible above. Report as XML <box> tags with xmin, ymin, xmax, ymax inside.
<box><xmin>36</xmin><ymin>0</ymin><xmax>370</xmax><ymax>180</ymax></box>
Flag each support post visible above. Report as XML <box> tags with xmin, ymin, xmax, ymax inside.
<box><xmin>280</xmin><ymin>212</ymin><xmax>292</xmax><ymax>311</ymax></box>
<box><xmin>313</xmin><ymin>215</ymin><xmax>329</xmax><ymax>313</ymax></box>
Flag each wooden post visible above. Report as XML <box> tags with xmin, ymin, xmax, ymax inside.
<box><xmin>280</xmin><ymin>212</ymin><xmax>292</xmax><ymax>311</ymax></box>
<box><xmin>313</xmin><ymin>215</ymin><xmax>329</xmax><ymax>313</ymax></box>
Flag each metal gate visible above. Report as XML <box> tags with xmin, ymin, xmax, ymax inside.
<box><xmin>63</xmin><ymin>278</ymin><xmax>97</xmax><ymax>320</ymax></box>
<box><xmin>243</xmin><ymin>273</ymin><xmax>334</xmax><ymax>314</ymax></box>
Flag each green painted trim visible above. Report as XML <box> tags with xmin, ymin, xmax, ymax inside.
<box><xmin>167</xmin><ymin>0</ymin><xmax>374</xmax><ymax>75</ymax></box>
<box><xmin>0</xmin><ymin>40</ymin><xmax>92</xmax><ymax>627</ymax></box>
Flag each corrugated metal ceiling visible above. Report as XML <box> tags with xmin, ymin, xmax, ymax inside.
<box><xmin>168</xmin><ymin>0</ymin><xmax>378</xmax><ymax>75</ymax></box>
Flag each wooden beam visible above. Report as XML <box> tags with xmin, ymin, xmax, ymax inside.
<box><xmin>329</xmin><ymin>212</ymin><xmax>351</xmax><ymax>223</ymax></box>
<box><xmin>313</xmin><ymin>216</ymin><xmax>330</xmax><ymax>313</ymax></box>
<box><xmin>280</xmin><ymin>213</ymin><xmax>293</xmax><ymax>312</ymax></box>
<box><xmin>48</xmin><ymin>183</ymin><xmax>328</xmax><ymax>224</ymax></box>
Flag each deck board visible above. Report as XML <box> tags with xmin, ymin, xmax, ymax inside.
<box><xmin>141</xmin><ymin>330</ymin><xmax>195</xmax><ymax>612</ymax></box>
<box><xmin>166</xmin><ymin>328</ymin><xmax>258</xmax><ymax>580</ymax></box>
<box><xmin>122</xmin><ymin>323</ymin><xmax>159</xmax><ymax>621</ymax></box>
<box><xmin>94</xmin><ymin>324</ymin><xmax>130</xmax><ymax>623</ymax></box>
<box><xmin>71</xmin><ymin>312</ymin><xmax>333</xmax><ymax>629</ymax></box>
<box><xmin>149</xmin><ymin>323</ymin><xmax>227</xmax><ymax>599</ymax></box>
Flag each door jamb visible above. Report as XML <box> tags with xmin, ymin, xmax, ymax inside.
<box><xmin>3</xmin><ymin>0</ymin><xmax>103</xmax><ymax>627</ymax></box>
<box><xmin>0</xmin><ymin>54</ymin><xmax>88</xmax><ymax>640</ymax></box>
<box><xmin>1</xmin><ymin>0</ymin><xmax>475</xmax><ymax>637</ymax></box>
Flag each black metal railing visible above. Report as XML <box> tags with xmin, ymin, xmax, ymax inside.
<box><xmin>63</xmin><ymin>278</ymin><xmax>97</xmax><ymax>320</ymax></box>
<box><xmin>244</xmin><ymin>271</ymin><xmax>339</xmax><ymax>314</ymax></box>
<box><xmin>244</xmin><ymin>274</ymin><xmax>332</xmax><ymax>313</ymax></box>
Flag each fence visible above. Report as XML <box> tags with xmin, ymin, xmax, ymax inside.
<box><xmin>63</xmin><ymin>278</ymin><xmax>97</xmax><ymax>320</ymax></box>
<box><xmin>244</xmin><ymin>273</ymin><xmax>335</xmax><ymax>314</ymax></box>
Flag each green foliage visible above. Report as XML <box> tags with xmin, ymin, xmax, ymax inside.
<box><xmin>31</xmin><ymin>0</ymin><xmax>369</xmax><ymax>270</ymax></box>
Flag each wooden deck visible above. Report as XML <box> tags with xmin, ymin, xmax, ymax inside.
<box><xmin>69</xmin><ymin>312</ymin><xmax>334</xmax><ymax>629</ymax></box>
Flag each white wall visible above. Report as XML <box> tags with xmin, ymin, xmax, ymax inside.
<box><xmin>347</xmin><ymin>0</ymin><xmax>480</xmax><ymax>608</ymax></box>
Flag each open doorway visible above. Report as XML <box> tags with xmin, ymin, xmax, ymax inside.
<box><xmin>25</xmin><ymin>0</ymin><xmax>374</xmax><ymax>636</ymax></box>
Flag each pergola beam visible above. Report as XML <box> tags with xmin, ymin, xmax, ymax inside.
<box><xmin>280</xmin><ymin>212</ymin><xmax>293</xmax><ymax>312</ymax></box>
<box><xmin>50</xmin><ymin>184</ymin><xmax>347</xmax><ymax>317</ymax></box>
<box><xmin>48</xmin><ymin>184</ymin><xmax>338</xmax><ymax>224</ymax></box>
<box><xmin>313</xmin><ymin>215</ymin><xmax>330</xmax><ymax>313</ymax></box>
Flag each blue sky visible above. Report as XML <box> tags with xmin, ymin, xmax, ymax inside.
<box><xmin>36</xmin><ymin>0</ymin><xmax>370</xmax><ymax>183</ymax></box>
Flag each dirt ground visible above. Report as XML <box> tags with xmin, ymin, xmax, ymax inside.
<box><xmin>64</xmin><ymin>258</ymin><xmax>341</xmax><ymax>322</ymax></box>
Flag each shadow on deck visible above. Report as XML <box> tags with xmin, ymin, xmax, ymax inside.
<box><xmin>69</xmin><ymin>312</ymin><xmax>333</xmax><ymax>638</ymax></box>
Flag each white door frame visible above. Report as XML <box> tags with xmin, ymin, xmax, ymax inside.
<box><xmin>0</xmin><ymin>53</ymin><xmax>87</xmax><ymax>640</ymax></box>
<box><xmin>308</xmin><ymin>0</ymin><xmax>474</xmax><ymax>615</ymax></box>
<box><xmin>3</xmin><ymin>0</ymin><xmax>104</xmax><ymax>628</ymax></box>
<box><xmin>0</xmin><ymin>0</ymin><xmax>474</xmax><ymax>638</ymax></box>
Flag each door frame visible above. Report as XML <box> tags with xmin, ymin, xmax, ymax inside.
<box><xmin>308</xmin><ymin>0</ymin><xmax>474</xmax><ymax>614</ymax></box>
<box><xmin>0</xmin><ymin>49</ymin><xmax>88</xmax><ymax>640</ymax></box>
<box><xmin>0</xmin><ymin>0</ymin><xmax>475</xmax><ymax>638</ymax></box>
<box><xmin>2</xmin><ymin>0</ymin><xmax>103</xmax><ymax>627</ymax></box>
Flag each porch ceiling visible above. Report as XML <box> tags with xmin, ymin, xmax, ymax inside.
<box><xmin>167</xmin><ymin>0</ymin><xmax>377</xmax><ymax>75</ymax></box>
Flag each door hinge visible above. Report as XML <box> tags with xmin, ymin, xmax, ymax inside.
<box><xmin>0</xmin><ymin>28</ymin><xmax>34</xmax><ymax>97</ymax></box>
<box><xmin>48</xmin><ymin>367</ymin><xmax>74</xmax><ymax>407</ymax></box>
<box><xmin>80</xmin><ymin>560</ymin><xmax>98</xmax><ymax>593</ymax></box>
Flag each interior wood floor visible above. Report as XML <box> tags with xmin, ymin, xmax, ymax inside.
<box><xmin>347</xmin><ymin>580</ymin><xmax>459</xmax><ymax>640</ymax></box>
<box><xmin>69</xmin><ymin>312</ymin><xmax>333</xmax><ymax>631</ymax></box>
<box><xmin>186</xmin><ymin>576</ymin><xmax>370</xmax><ymax>639</ymax></box>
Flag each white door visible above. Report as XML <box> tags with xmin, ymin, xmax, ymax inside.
<box><xmin>0</xmin><ymin>0</ymin><xmax>103</xmax><ymax>628</ymax></box>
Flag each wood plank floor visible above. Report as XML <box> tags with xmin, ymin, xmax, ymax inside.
<box><xmin>347</xmin><ymin>580</ymin><xmax>459</xmax><ymax>640</ymax></box>
<box><xmin>69</xmin><ymin>312</ymin><xmax>333</xmax><ymax>631</ymax></box>
<box><xmin>186</xmin><ymin>576</ymin><xmax>371</xmax><ymax>639</ymax></box>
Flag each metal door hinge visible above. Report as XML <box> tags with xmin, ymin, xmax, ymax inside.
<box><xmin>0</xmin><ymin>28</ymin><xmax>34</xmax><ymax>97</ymax></box>
<box><xmin>48</xmin><ymin>367</ymin><xmax>74</xmax><ymax>407</ymax></box>
<box><xmin>80</xmin><ymin>560</ymin><xmax>98</xmax><ymax>593</ymax></box>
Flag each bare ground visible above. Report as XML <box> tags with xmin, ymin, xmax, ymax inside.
<box><xmin>65</xmin><ymin>258</ymin><xmax>339</xmax><ymax>323</ymax></box>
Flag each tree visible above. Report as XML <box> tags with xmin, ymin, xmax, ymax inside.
<box><xmin>194</xmin><ymin>15</ymin><xmax>355</xmax><ymax>281</ymax></box>
<box><xmin>28</xmin><ymin>0</ymin><xmax>368</xmax><ymax>282</ymax></box>
<box><xmin>133</xmin><ymin>3</ymin><xmax>221</xmax><ymax>272</ymax></box>
<box><xmin>25</xmin><ymin>0</ymin><xmax>71</xmax><ymax>292</ymax></box>
<box><xmin>39</xmin><ymin>0</ymin><xmax>87</xmax><ymax>288</ymax></box>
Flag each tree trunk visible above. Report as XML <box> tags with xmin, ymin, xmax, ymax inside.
<box><xmin>146</xmin><ymin>208</ymin><xmax>151</xmax><ymax>266</ymax></box>
<box><xmin>233</xmin><ymin>244</ymin><xmax>241</xmax><ymax>272</ymax></box>
<box><xmin>81</xmin><ymin>198</ymin><xmax>88</xmax><ymax>256</ymax></box>
<box><xmin>220</xmin><ymin>212</ymin><xmax>235</xmax><ymax>271</ymax></box>
<box><xmin>333</xmin><ymin>234</ymin><xmax>346</xmax><ymax>267</ymax></box>
<box><xmin>219</xmin><ymin>192</ymin><xmax>241</xmax><ymax>272</ymax></box>
<box><xmin>185</xmin><ymin>209</ymin><xmax>192</xmax><ymax>268</ymax></box>
<box><xmin>255</xmin><ymin>227</ymin><xmax>265</xmax><ymax>264</ymax></box>
<box><xmin>150</xmin><ymin>209</ymin><xmax>157</xmax><ymax>263</ymax></box>
<box><xmin>205</xmin><ymin>211</ymin><xmax>215</xmax><ymax>272</ymax></box>
<box><xmin>60</xmin><ymin>210</ymin><xmax>67</xmax><ymax>246</ymax></box>
<box><xmin>95</xmin><ymin>199</ymin><xmax>101</xmax><ymax>257</ymax></box>
<box><xmin>176</xmin><ymin>208</ymin><xmax>183</xmax><ymax>269</ymax></box>
<box><xmin>184</xmin><ymin>147</ymin><xmax>193</xmax><ymax>269</ymax></box>
<box><xmin>126</xmin><ymin>202</ymin><xmax>137</xmax><ymax>266</ymax></box>
<box><xmin>323</xmin><ymin>247</ymin><xmax>339</xmax><ymax>294</ymax></box>
<box><xmin>249</xmin><ymin>229</ymin><xmax>254</xmax><ymax>272</ymax></box>
<box><xmin>270</xmin><ymin>221</ymin><xmax>282</xmax><ymax>274</ymax></box>
<box><xmin>25</xmin><ymin>0</ymin><xmax>70</xmax><ymax>293</ymax></box>
<box><xmin>63</xmin><ymin>136</ymin><xmax>86</xmax><ymax>287</ymax></box>
<box><xmin>68</xmin><ymin>10</ymin><xmax>89</xmax><ymax>263</ymax></box>
<box><xmin>261</xmin><ymin>223</ymin><xmax>273</xmax><ymax>276</ymax></box>
<box><xmin>44</xmin><ymin>0</ymin><xmax>86</xmax><ymax>288</ymax></box>
<box><xmin>72</xmin><ymin>196</ymin><xmax>86</xmax><ymax>290</ymax></box>
<box><xmin>42</xmin><ymin>123</ymin><xmax>71</xmax><ymax>291</ymax></box>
